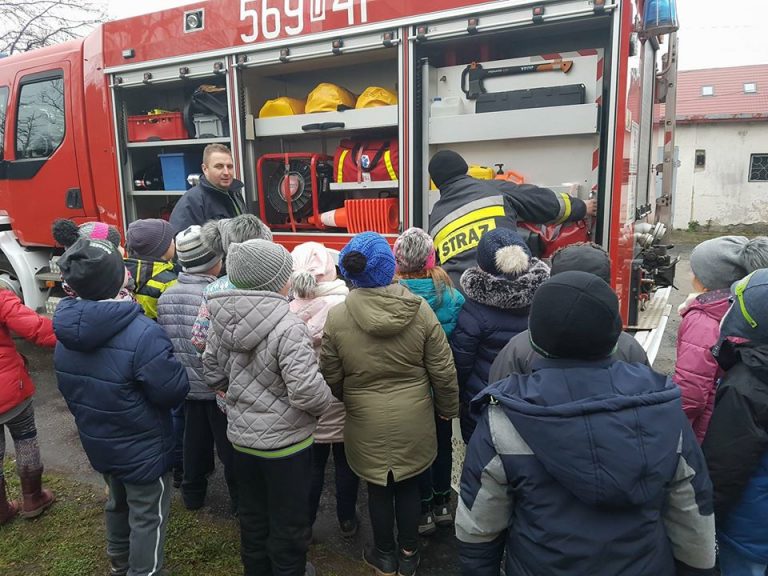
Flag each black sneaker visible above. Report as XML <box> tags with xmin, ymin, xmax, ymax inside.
<box><xmin>418</xmin><ymin>511</ymin><xmax>436</xmax><ymax>536</ymax></box>
<box><xmin>108</xmin><ymin>554</ymin><xmax>128</xmax><ymax>576</ymax></box>
<box><xmin>363</xmin><ymin>546</ymin><xmax>398</xmax><ymax>576</ymax></box>
<box><xmin>398</xmin><ymin>549</ymin><xmax>420</xmax><ymax>576</ymax></box>
<box><xmin>339</xmin><ymin>516</ymin><xmax>359</xmax><ymax>538</ymax></box>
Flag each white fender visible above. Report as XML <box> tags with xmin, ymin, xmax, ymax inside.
<box><xmin>0</xmin><ymin>227</ymin><xmax>52</xmax><ymax>312</ymax></box>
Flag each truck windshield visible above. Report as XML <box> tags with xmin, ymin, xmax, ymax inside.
<box><xmin>0</xmin><ymin>86</ymin><xmax>8</xmax><ymax>160</ymax></box>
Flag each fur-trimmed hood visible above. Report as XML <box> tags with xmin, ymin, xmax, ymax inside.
<box><xmin>460</xmin><ymin>258</ymin><xmax>550</xmax><ymax>311</ymax></box>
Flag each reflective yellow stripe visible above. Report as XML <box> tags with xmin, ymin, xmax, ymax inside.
<box><xmin>433</xmin><ymin>206</ymin><xmax>505</xmax><ymax>248</ymax></box>
<box><xmin>556</xmin><ymin>193</ymin><xmax>572</xmax><ymax>224</ymax></box>
<box><xmin>384</xmin><ymin>150</ymin><xmax>397</xmax><ymax>180</ymax></box>
<box><xmin>337</xmin><ymin>149</ymin><xmax>349</xmax><ymax>182</ymax></box>
<box><xmin>135</xmin><ymin>294</ymin><xmax>158</xmax><ymax>319</ymax></box>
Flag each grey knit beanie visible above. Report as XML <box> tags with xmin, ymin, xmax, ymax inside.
<box><xmin>201</xmin><ymin>214</ymin><xmax>273</xmax><ymax>257</ymax></box>
<box><xmin>126</xmin><ymin>218</ymin><xmax>175</xmax><ymax>260</ymax></box>
<box><xmin>227</xmin><ymin>239</ymin><xmax>293</xmax><ymax>292</ymax></box>
<box><xmin>393</xmin><ymin>228</ymin><xmax>436</xmax><ymax>273</ymax></box>
<box><xmin>175</xmin><ymin>225</ymin><xmax>222</xmax><ymax>274</ymax></box>
<box><xmin>690</xmin><ymin>235</ymin><xmax>768</xmax><ymax>291</ymax></box>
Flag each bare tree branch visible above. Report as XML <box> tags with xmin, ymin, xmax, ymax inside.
<box><xmin>0</xmin><ymin>0</ymin><xmax>107</xmax><ymax>55</ymax></box>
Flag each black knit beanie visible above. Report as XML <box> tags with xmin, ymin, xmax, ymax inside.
<box><xmin>428</xmin><ymin>150</ymin><xmax>469</xmax><ymax>188</ymax></box>
<box><xmin>529</xmin><ymin>271</ymin><xmax>622</xmax><ymax>360</ymax></box>
<box><xmin>59</xmin><ymin>239</ymin><xmax>126</xmax><ymax>301</ymax></box>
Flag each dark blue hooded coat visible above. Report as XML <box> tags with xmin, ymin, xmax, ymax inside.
<box><xmin>456</xmin><ymin>359</ymin><xmax>716</xmax><ymax>576</ymax></box>
<box><xmin>53</xmin><ymin>298</ymin><xmax>189</xmax><ymax>484</ymax></box>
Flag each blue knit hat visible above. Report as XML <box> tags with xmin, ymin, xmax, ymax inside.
<box><xmin>476</xmin><ymin>228</ymin><xmax>531</xmax><ymax>278</ymax></box>
<box><xmin>339</xmin><ymin>232</ymin><xmax>395</xmax><ymax>288</ymax></box>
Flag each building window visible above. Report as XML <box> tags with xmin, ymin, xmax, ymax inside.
<box><xmin>701</xmin><ymin>85</ymin><xmax>715</xmax><ymax>96</ymax></box>
<box><xmin>749</xmin><ymin>154</ymin><xmax>768</xmax><ymax>182</ymax></box>
<box><xmin>744</xmin><ymin>82</ymin><xmax>757</xmax><ymax>94</ymax></box>
<box><xmin>695</xmin><ymin>149</ymin><xmax>706</xmax><ymax>169</ymax></box>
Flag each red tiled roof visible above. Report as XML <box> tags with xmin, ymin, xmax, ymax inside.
<box><xmin>656</xmin><ymin>64</ymin><xmax>768</xmax><ymax>123</ymax></box>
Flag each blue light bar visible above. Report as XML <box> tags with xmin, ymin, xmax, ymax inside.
<box><xmin>643</xmin><ymin>0</ymin><xmax>679</xmax><ymax>36</ymax></box>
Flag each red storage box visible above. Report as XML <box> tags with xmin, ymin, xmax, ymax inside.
<box><xmin>127</xmin><ymin>112</ymin><xmax>188</xmax><ymax>142</ymax></box>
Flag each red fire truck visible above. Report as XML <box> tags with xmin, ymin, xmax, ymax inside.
<box><xmin>0</xmin><ymin>0</ymin><xmax>679</xmax><ymax>345</ymax></box>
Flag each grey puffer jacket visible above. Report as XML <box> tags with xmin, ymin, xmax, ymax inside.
<box><xmin>157</xmin><ymin>272</ymin><xmax>217</xmax><ymax>400</ymax></box>
<box><xmin>202</xmin><ymin>289</ymin><xmax>332</xmax><ymax>451</ymax></box>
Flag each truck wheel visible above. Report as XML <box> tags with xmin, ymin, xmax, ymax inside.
<box><xmin>0</xmin><ymin>254</ymin><xmax>23</xmax><ymax>299</ymax></box>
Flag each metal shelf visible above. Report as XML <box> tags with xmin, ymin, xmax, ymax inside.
<box><xmin>126</xmin><ymin>137</ymin><xmax>230</xmax><ymax>148</ymax></box>
<box><xmin>428</xmin><ymin>103</ymin><xmax>599</xmax><ymax>144</ymax></box>
<box><xmin>329</xmin><ymin>180</ymin><xmax>399</xmax><ymax>191</ymax></box>
<box><xmin>248</xmin><ymin>105</ymin><xmax>398</xmax><ymax>139</ymax></box>
<box><xmin>129</xmin><ymin>190</ymin><xmax>187</xmax><ymax>196</ymax></box>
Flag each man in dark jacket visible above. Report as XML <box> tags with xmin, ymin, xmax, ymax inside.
<box><xmin>169</xmin><ymin>144</ymin><xmax>246</xmax><ymax>234</ymax></box>
<box><xmin>53</xmin><ymin>238</ymin><xmax>189</xmax><ymax>576</ymax></box>
<box><xmin>427</xmin><ymin>150</ymin><xmax>596</xmax><ymax>286</ymax></box>
<box><xmin>456</xmin><ymin>271</ymin><xmax>716</xmax><ymax>576</ymax></box>
<box><xmin>703</xmin><ymin>269</ymin><xmax>768</xmax><ymax>575</ymax></box>
<box><xmin>489</xmin><ymin>242</ymin><xmax>648</xmax><ymax>382</ymax></box>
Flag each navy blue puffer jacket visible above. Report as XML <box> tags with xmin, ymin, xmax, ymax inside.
<box><xmin>54</xmin><ymin>298</ymin><xmax>189</xmax><ymax>484</ymax></box>
<box><xmin>456</xmin><ymin>360</ymin><xmax>716</xmax><ymax>576</ymax></box>
<box><xmin>450</xmin><ymin>261</ymin><xmax>549</xmax><ymax>442</ymax></box>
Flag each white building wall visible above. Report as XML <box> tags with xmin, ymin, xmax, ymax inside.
<box><xmin>671</xmin><ymin>122</ymin><xmax>768</xmax><ymax>228</ymax></box>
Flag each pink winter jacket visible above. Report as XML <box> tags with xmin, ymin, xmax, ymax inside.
<box><xmin>290</xmin><ymin>280</ymin><xmax>348</xmax><ymax>444</ymax></box>
<box><xmin>672</xmin><ymin>289</ymin><xmax>731</xmax><ymax>443</ymax></box>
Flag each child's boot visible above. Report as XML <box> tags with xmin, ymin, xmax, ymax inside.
<box><xmin>0</xmin><ymin>476</ymin><xmax>19</xmax><ymax>525</ymax></box>
<box><xmin>363</xmin><ymin>546</ymin><xmax>398</xmax><ymax>576</ymax></box>
<box><xmin>432</xmin><ymin>492</ymin><xmax>453</xmax><ymax>526</ymax></box>
<box><xmin>18</xmin><ymin>469</ymin><xmax>55</xmax><ymax>518</ymax></box>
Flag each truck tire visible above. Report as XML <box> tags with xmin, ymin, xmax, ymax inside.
<box><xmin>0</xmin><ymin>254</ymin><xmax>23</xmax><ymax>299</ymax></box>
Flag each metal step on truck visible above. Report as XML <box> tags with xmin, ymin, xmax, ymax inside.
<box><xmin>0</xmin><ymin>0</ymin><xmax>679</xmax><ymax>362</ymax></box>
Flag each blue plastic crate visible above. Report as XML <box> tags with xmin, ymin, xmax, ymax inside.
<box><xmin>158</xmin><ymin>152</ymin><xmax>200</xmax><ymax>191</ymax></box>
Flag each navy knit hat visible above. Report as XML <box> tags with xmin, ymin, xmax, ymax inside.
<box><xmin>529</xmin><ymin>271</ymin><xmax>622</xmax><ymax>360</ymax></box>
<box><xmin>339</xmin><ymin>232</ymin><xmax>396</xmax><ymax>288</ymax></box>
<box><xmin>476</xmin><ymin>228</ymin><xmax>532</xmax><ymax>278</ymax></box>
<box><xmin>720</xmin><ymin>269</ymin><xmax>768</xmax><ymax>343</ymax></box>
<box><xmin>428</xmin><ymin>150</ymin><xmax>469</xmax><ymax>188</ymax></box>
<box><xmin>127</xmin><ymin>218</ymin><xmax>175</xmax><ymax>260</ymax></box>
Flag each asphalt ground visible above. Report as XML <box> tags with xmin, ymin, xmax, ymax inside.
<box><xmin>8</xmin><ymin>244</ymin><xmax>695</xmax><ymax>576</ymax></box>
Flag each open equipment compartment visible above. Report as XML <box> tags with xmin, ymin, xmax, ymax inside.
<box><xmin>239</xmin><ymin>32</ymin><xmax>401</xmax><ymax>245</ymax></box>
<box><xmin>413</xmin><ymin>14</ymin><xmax>613</xmax><ymax>243</ymax></box>
<box><xmin>111</xmin><ymin>59</ymin><xmax>232</xmax><ymax>223</ymax></box>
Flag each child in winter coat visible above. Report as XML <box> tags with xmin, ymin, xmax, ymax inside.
<box><xmin>703</xmin><ymin>269</ymin><xmax>768</xmax><ymax>575</ymax></box>
<box><xmin>451</xmin><ymin>228</ymin><xmax>550</xmax><ymax>443</ymax></box>
<box><xmin>457</xmin><ymin>271</ymin><xmax>716</xmax><ymax>576</ymax></box>
<box><xmin>393</xmin><ymin>227</ymin><xmax>464</xmax><ymax>536</ymax></box>
<box><xmin>203</xmin><ymin>239</ymin><xmax>331</xmax><ymax>576</ymax></box>
<box><xmin>0</xmin><ymin>289</ymin><xmax>57</xmax><ymax>525</ymax></box>
<box><xmin>289</xmin><ymin>242</ymin><xmax>359</xmax><ymax>539</ymax></box>
<box><xmin>488</xmin><ymin>242</ymin><xmax>649</xmax><ymax>381</ymax></box>
<box><xmin>674</xmin><ymin>235</ymin><xmax>768</xmax><ymax>443</ymax></box>
<box><xmin>52</xmin><ymin>219</ymin><xmax>135</xmax><ymax>301</ymax></box>
<box><xmin>157</xmin><ymin>225</ymin><xmax>237</xmax><ymax>513</ymax></box>
<box><xmin>191</xmin><ymin>214</ymin><xmax>273</xmax><ymax>354</ymax></box>
<box><xmin>321</xmin><ymin>232</ymin><xmax>459</xmax><ymax>576</ymax></box>
<box><xmin>124</xmin><ymin>218</ymin><xmax>179</xmax><ymax>320</ymax></box>
<box><xmin>54</xmin><ymin>238</ymin><xmax>189</xmax><ymax>576</ymax></box>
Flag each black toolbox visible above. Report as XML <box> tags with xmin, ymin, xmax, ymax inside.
<box><xmin>476</xmin><ymin>83</ymin><xmax>586</xmax><ymax>113</ymax></box>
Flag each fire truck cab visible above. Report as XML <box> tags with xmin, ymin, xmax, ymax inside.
<box><xmin>0</xmin><ymin>0</ymin><xmax>678</xmax><ymax>359</ymax></box>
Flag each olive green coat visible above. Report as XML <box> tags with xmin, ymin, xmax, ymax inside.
<box><xmin>320</xmin><ymin>283</ymin><xmax>459</xmax><ymax>486</ymax></box>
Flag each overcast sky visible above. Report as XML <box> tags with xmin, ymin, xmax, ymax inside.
<box><xmin>107</xmin><ymin>0</ymin><xmax>768</xmax><ymax>71</ymax></box>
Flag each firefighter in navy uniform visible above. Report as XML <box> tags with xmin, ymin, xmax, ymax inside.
<box><xmin>428</xmin><ymin>150</ymin><xmax>597</xmax><ymax>287</ymax></box>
